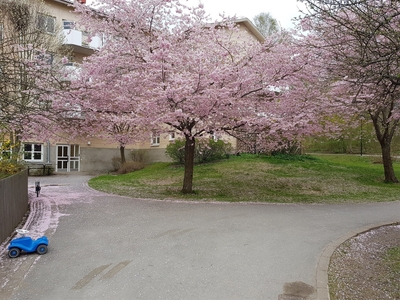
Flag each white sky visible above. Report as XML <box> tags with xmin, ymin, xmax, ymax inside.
<box><xmin>184</xmin><ymin>0</ymin><xmax>306</xmax><ymax>28</ymax></box>
<box><xmin>86</xmin><ymin>0</ymin><xmax>306</xmax><ymax>29</ymax></box>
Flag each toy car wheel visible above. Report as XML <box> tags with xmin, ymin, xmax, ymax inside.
<box><xmin>36</xmin><ymin>244</ymin><xmax>48</xmax><ymax>255</ymax></box>
<box><xmin>8</xmin><ymin>247</ymin><xmax>21</xmax><ymax>258</ymax></box>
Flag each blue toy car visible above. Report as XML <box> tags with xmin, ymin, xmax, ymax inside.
<box><xmin>8</xmin><ymin>229</ymin><xmax>49</xmax><ymax>258</ymax></box>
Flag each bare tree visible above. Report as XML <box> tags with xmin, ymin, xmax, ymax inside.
<box><xmin>0</xmin><ymin>0</ymin><xmax>69</xmax><ymax>145</ymax></box>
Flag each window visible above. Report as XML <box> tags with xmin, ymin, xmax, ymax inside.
<box><xmin>23</xmin><ymin>143</ymin><xmax>43</xmax><ymax>161</ymax></box>
<box><xmin>151</xmin><ymin>133</ymin><xmax>160</xmax><ymax>146</ymax></box>
<box><xmin>37</xmin><ymin>14</ymin><xmax>55</xmax><ymax>34</ymax></box>
<box><xmin>169</xmin><ymin>132</ymin><xmax>176</xmax><ymax>141</ymax></box>
<box><xmin>63</xmin><ymin>20</ymin><xmax>74</xmax><ymax>30</ymax></box>
<box><xmin>0</xmin><ymin>23</ymin><xmax>3</xmax><ymax>42</ymax></box>
<box><xmin>36</xmin><ymin>51</ymin><xmax>54</xmax><ymax>65</ymax></box>
<box><xmin>64</xmin><ymin>54</ymin><xmax>75</xmax><ymax>66</ymax></box>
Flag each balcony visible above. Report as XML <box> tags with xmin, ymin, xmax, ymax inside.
<box><xmin>63</xmin><ymin>22</ymin><xmax>102</xmax><ymax>55</ymax></box>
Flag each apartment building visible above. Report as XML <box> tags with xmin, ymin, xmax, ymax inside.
<box><xmin>20</xmin><ymin>0</ymin><xmax>265</xmax><ymax>173</ymax></box>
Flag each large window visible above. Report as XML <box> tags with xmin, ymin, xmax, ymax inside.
<box><xmin>23</xmin><ymin>143</ymin><xmax>43</xmax><ymax>161</ymax></box>
<box><xmin>37</xmin><ymin>14</ymin><xmax>55</xmax><ymax>34</ymax></box>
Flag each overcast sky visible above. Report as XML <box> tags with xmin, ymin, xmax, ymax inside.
<box><xmin>184</xmin><ymin>0</ymin><xmax>306</xmax><ymax>28</ymax></box>
<box><xmin>86</xmin><ymin>0</ymin><xmax>306</xmax><ymax>29</ymax></box>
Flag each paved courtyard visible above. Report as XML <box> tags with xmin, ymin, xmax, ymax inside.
<box><xmin>0</xmin><ymin>174</ymin><xmax>399</xmax><ymax>300</ymax></box>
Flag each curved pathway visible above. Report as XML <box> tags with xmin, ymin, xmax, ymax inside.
<box><xmin>0</xmin><ymin>174</ymin><xmax>399</xmax><ymax>300</ymax></box>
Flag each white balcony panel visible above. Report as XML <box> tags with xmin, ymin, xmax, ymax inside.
<box><xmin>63</xmin><ymin>29</ymin><xmax>83</xmax><ymax>47</ymax></box>
<box><xmin>89</xmin><ymin>36</ymin><xmax>102</xmax><ymax>49</ymax></box>
<box><xmin>63</xmin><ymin>29</ymin><xmax>101</xmax><ymax>55</ymax></box>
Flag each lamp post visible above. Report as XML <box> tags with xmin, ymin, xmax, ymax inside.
<box><xmin>360</xmin><ymin>117</ymin><xmax>363</xmax><ymax>156</ymax></box>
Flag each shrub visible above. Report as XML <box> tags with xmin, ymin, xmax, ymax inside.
<box><xmin>129</xmin><ymin>149</ymin><xmax>148</xmax><ymax>162</ymax></box>
<box><xmin>165</xmin><ymin>139</ymin><xmax>186</xmax><ymax>164</ymax></box>
<box><xmin>196</xmin><ymin>139</ymin><xmax>233</xmax><ymax>163</ymax></box>
<box><xmin>111</xmin><ymin>156</ymin><xmax>122</xmax><ymax>171</ymax></box>
<box><xmin>117</xmin><ymin>161</ymin><xmax>145</xmax><ymax>174</ymax></box>
<box><xmin>166</xmin><ymin>138</ymin><xmax>233</xmax><ymax>164</ymax></box>
<box><xmin>0</xmin><ymin>160</ymin><xmax>25</xmax><ymax>179</ymax></box>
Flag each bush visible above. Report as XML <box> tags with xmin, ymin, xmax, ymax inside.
<box><xmin>166</xmin><ymin>138</ymin><xmax>233</xmax><ymax>164</ymax></box>
<box><xmin>196</xmin><ymin>139</ymin><xmax>233</xmax><ymax>163</ymax></box>
<box><xmin>117</xmin><ymin>161</ymin><xmax>145</xmax><ymax>174</ymax></box>
<box><xmin>165</xmin><ymin>139</ymin><xmax>186</xmax><ymax>164</ymax></box>
<box><xmin>111</xmin><ymin>156</ymin><xmax>122</xmax><ymax>171</ymax></box>
<box><xmin>129</xmin><ymin>149</ymin><xmax>148</xmax><ymax>162</ymax></box>
<box><xmin>0</xmin><ymin>160</ymin><xmax>25</xmax><ymax>179</ymax></box>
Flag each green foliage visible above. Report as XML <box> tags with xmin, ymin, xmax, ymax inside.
<box><xmin>165</xmin><ymin>139</ymin><xmax>186</xmax><ymax>164</ymax></box>
<box><xmin>304</xmin><ymin>119</ymin><xmax>400</xmax><ymax>154</ymax></box>
<box><xmin>253</xmin><ymin>12</ymin><xmax>279</xmax><ymax>36</ymax></box>
<box><xmin>0</xmin><ymin>160</ymin><xmax>25</xmax><ymax>179</ymax></box>
<box><xmin>269</xmin><ymin>153</ymin><xmax>318</xmax><ymax>162</ymax></box>
<box><xmin>195</xmin><ymin>139</ymin><xmax>233</xmax><ymax>163</ymax></box>
<box><xmin>165</xmin><ymin>138</ymin><xmax>233</xmax><ymax>164</ymax></box>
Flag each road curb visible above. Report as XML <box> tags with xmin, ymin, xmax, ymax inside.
<box><xmin>315</xmin><ymin>220</ymin><xmax>400</xmax><ymax>300</ymax></box>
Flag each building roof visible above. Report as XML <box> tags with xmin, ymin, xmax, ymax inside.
<box><xmin>234</xmin><ymin>18</ymin><xmax>265</xmax><ymax>43</ymax></box>
<box><xmin>51</xmin><ymin>0</ymin><xmax>73</xmax><ymax>5</ymax></box>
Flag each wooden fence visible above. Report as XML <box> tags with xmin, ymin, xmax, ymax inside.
<box><xmin>0</xmin><ymin>169</ymin><xmax>28</xmax><ymax>243</ymax></box>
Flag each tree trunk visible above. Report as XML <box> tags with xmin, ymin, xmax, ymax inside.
<box><xmin>380</xmin><ymin>141</ymin><xmax>398</xmax><ymax>183</ymax></box>
<box><xmin>371</xmin><ymin>112</ymin><xmax>399</xmax><ymax>183</ymax></box>
<box><xmin>120</xmin><ymin>145</ymin><xmax>126</xmax><ymax>165</ymax></box>
<box><xmin>182</xmin><ymin>135</ymin><xmax>195</xmax><ymax>194</ymax></box>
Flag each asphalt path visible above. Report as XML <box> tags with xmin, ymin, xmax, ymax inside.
<box><xmin>0</xmin><ymin>174</ymin><xmax>399</xmax><ymax>300</ymax></box>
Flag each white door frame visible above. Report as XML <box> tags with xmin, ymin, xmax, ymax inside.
<box><xmin>56</xmin><ymin>144</ymin><xmax>80</xmax><ymax>172</ymax></box>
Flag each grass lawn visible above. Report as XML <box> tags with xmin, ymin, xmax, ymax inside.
<box><xmin>88</xmin><ymin>154</ymin><xmax>400</xmax><ymax>204</ymax></box>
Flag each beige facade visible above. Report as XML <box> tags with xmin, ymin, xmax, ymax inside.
<box><xmin>21</xmin><ymin>1</ymin><xmax>262</xmax><ymax>173</ymax></box>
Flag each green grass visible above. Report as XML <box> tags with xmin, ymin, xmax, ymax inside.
<box><xmin>88</xmin><ymin>154</ymin><xmax>400</xmax><ymax>203</ymax></box>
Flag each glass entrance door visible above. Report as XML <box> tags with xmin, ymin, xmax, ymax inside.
<box><xmin>69</xmin><ymin>145</ymin><xmax>80</xmax><ymax>171</ymax></box>
<box><xmin>56</xmin><ymin>145</ymin><xmax>80</xmax><ymax>172</ymax></box>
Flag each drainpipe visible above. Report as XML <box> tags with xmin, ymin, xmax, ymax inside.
<box><xmin>47</xmin><ymin>141</ymin><xmax>50</xmax><ymax>164</ymax></box>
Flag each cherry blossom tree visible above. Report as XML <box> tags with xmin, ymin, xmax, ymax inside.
<box><xmin>69</xmin><ymin>0</ymin><xmax>324</xmax><ymax>193</ymax></box>
<box><xmin>299</xmin><ymin>0</ymin><xmax>400</xmax><ymax>183</ymax></box>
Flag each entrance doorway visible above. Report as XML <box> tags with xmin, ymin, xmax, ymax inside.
<box><xmin>56</xmin><ymin>145</ymin><xmax>80</xmax><ymax>172</ymax></box>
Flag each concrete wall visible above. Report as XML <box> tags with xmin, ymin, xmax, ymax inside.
<box><xmin>39</xmin><ymin>145</ymin><xmax>171</xmax><ymax>173</ymax></box>
<box><xmin>79</xmin><ymin>146</ymin><xmax>170</xmax><ymax>173</ymax></box>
